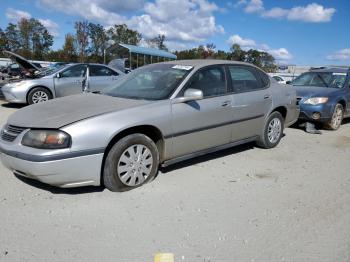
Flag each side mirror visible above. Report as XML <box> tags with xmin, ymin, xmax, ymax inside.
<box><xmin>286</xmin><ymin>81</ymin><xmax>292</xmax><ymax>85</ymax></box>
<box><xmin>173</xmin><ymin>88</ymin><xmax>203</xmax><ymax>104</ymax></box>
<box><xmin>55</xmin><ymin>73</ymin><xmax>61</xmax><ymax>78</ymax></box>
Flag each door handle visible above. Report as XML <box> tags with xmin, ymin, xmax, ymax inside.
<box><xmin>221</xmin><ymin>101</ymin><xmax>231</xmax><ymax>107</ymax></box>
<box><xmin>264</xmin><ymin>94</ymin><xmax>271</xmax><ymax>99</ymax></box>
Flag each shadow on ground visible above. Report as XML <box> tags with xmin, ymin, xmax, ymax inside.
<box><xmin>1</xmin><ymin>102</ymin><xmax>26</xmax><ymax>109</ymax></box>
<box><xmin>15</xmin><ymin>174</ymin><xmax>105</xmax><ymax>194</ymax></box>
<box><xmin>160</xmin><ymin>142</ymin><xmax>256</xmax><ymax>174</ymax></box>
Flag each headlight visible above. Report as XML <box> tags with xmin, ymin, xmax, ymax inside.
<box><xmin>303</xmin><ymin>97</ymin><xmax>328</xmax><ymax>105</ymax></box>
<box><xmin>22</xmin><ymin>130</ymin><xmax>71</xmax><ymax>149</ymax></box>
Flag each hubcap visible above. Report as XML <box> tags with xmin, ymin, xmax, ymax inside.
<box><xmin>267</xmin><ymin>118</ymin><xmax>282</xmax><ymax>144</ymax></box>
<box><xmin>32</xmin><ymin>91</ymin><xmax>49</xmax><ymax>103</ymax></box>
<box><xmin>117</xmin><ymin>144</ymin><xmax>153</xmax><ymax>187</ymax></box>
<box><xmin>331</xmin><ymin>107</ymin><xmax>343</xmax><ymax>128</ymax></box>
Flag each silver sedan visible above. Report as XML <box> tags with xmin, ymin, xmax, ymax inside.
<box><xmin>0</xmin><ymin>60</ymin><xmax>299</xmax><ymax>191</ymax></box>
<box><xmin>1</xmin><ymin>63</ymin><xmax>124</xmax><ymax>104</ymax></box>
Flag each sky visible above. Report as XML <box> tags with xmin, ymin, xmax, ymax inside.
<box><xmin>0</xmin><ymin>0</ymin><xmax>349</xmax><ymax>65</ymax></box>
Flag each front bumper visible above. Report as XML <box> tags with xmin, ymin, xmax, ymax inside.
<box><xmin>0</xmin><ymin>151</ymin><xmax>103</xmax><ymax>188</ymax></box>
<box><xmin>298</xmin><ymin>101</ymin><xmax>334</xmax><ymax>123</ymax></box>
<box><xmin>1</xmin><ymin>84</ymin><xmax>28</xmax><ymax>103</ymax></box>
<box><xmin>0</xmin><ymin>124</ymin><xmax>106</xmax><ymax>188</ymax></box>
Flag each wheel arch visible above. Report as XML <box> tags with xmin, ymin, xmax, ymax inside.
<box><xmin>271</xmin><ymin>106</ymin><xmax>287</xmax><ymax>119</ymax></box>
<box><xmin>26</xmin><ymin>86</ymin><xmax>54</xmax><ymax>103</ymax></box>
<box><xmin>337</xmin><ymin>99</ymin><xmax>346</xmax><ymax>110</ymax></box>
<box><xmin>100</xmin><ymin>125</ymin><xmax>165</xmax><ymax>184</ymax></box>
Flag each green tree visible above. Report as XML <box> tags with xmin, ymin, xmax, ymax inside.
<box><xmin>230</xmin><ymin>44</ymin><xmax>246</xmax><ymax>61</ymax></box>
<box><xmin>147</xmin><ymin>34</ymin><xmax>168</xmax><ymax>51</ymax></box>
<box><xmin>30</xmin><ymin>19</ymin><xmax>54</xmax><ymax>60</ymax></box>
<box><xmin>75</xmin><ymin>21</ymin><xmax>89</xmax><ymax>62</ymax></box>
<box><xmin>107</xmin><ymin>24</ymin><xmax>141</xmax><ymax>45</ymax></box>
<box><xmin>5</xmin><ymin>23</ymin><xmax>21</xmax><ymax>52</ymax></box>
<box><xmin>62</xmin><ymin>33</ymin><xmax>77</xmax><ymax>62</ymax></box>
<box><xmin>88</xmin><ymin>22</ymin><xmax>108</xmax><ymax>63</ymax></box>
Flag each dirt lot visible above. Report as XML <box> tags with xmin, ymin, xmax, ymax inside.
<box><xmin>0</xmin><ymin>99</ymin><xmax>350</xmax><ymax>262</ymax></box>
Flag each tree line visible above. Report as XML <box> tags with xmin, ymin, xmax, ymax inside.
<box><xmin>0</xmin><ymin>18</ymin><xmax>278</xmax><ymax>72</ymax></box>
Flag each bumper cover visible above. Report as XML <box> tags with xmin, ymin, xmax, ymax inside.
<box><xmin>0</xmin><ymin>149</ymin><xmax>104</xmax><ymax>188</ymax></box>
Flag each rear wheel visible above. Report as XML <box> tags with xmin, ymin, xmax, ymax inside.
<box><xmin>28</xmin><ymin>87</ymin><xmax>52</xmax><ymax>104</ymax></box>
<box><xmin>325</xmin><ymin>103</ymin><xmax>343</xmax><ymax>130</ymax></box>
<box><xmin>256</xmin><ymin>111</ymin><xmax>284</xmax><ymax>149</ymax></box>
<box><xmin>103</xmin><ymin>133</ymin><xmax>159</xmax><ymax>192</ymax></box>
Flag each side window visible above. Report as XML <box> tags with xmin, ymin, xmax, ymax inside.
<box><xmin>90</xmin><ymin>65</ymin><xmax>119</xmax><ymax>77</ymax></box>
<box><xmin>183</xmin><ymin>66</ymin><xmax>227</xmax><ymax>98</ymax></box>
<box><xmin>61</xmin><ymin>65</ymin><xmax>87</xmax><ymax>78</ymax></box>
<box><xmin>228</xmin><ymin>66</ymin><xmax>261</xmax><ymax>92</ymax></box>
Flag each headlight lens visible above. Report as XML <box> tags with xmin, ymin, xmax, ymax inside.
<box><xmin>22</xmin><ymin>130</ymin><xmax>71</xmax><ymax>149</ymax></box>
<box><xmin>303</xmin><ymin>97</ymin><xmax>328</xmax><ymax>105</ymax></box>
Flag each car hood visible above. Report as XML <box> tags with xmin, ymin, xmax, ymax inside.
<box><xmin>293</xmin><ymin>85</ymin><xmax>339</xmax><ymax>98</ymax></box>
<box><xmin>7</xmin><ymin>93</ymin><xmax>150</xmax><ymax>129</ymax></box>
<box><xmin>3</xmin><ymin>51</ymin><xmax>41</xmax><ymax>71</ymax></box>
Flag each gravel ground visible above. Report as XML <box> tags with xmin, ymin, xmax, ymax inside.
<box><xmin>0</xmin><ymin>99</ymin><xmax>350</xmax><ymax>262</ymax></box>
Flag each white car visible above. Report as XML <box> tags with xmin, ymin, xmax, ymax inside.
<box><xmin>272</xmin><ymin>75</ymin><xmax>287</xmax><ymax>84</ymax></box>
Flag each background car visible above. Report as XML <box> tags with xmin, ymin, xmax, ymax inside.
<box><xmin>290</xmin><ymin>67</ymin><xmax>350</xmax><ymax>130</ymax></box>
<box><xmin>272</xmin><ymin>75</ymin><xmax>287</xmax><ymax>84</ymax></box>
<box><xmin>0</xmin><ymin>60</ymin><xmax>299</xmax><ymax>191</ymax></box>
<box><xmin>1</xmin><ymin>63</ymin><xmax>125</xmax><ymax>104</ymax></box>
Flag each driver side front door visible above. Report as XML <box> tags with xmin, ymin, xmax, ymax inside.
<box><xmin>54</xmin><ymin>64</ymin><xmax>87</xmax><ymax>97</ymax></box>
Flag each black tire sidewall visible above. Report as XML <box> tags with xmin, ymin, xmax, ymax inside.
<box><xmin>103</xmin><ymin>134</ymin><xmax>159</xmax><ymax>192</ymax></box>
<box><xmin>28</xmin><ymin>87</ymin><xmax>52</xmax><ymax>104</ymax></box>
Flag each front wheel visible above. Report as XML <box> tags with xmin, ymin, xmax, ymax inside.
<box><xmin>256</xmin><ymin>111</ymin><xmax>284</xmax><ymax>149</ymax></box>
<box><xmin>325</xmin><ymin>103</ymin><xmax>343</xmax><ymax>130</ymax></box>
<box><xmin>27</xmin><ymin>87</ymin><xmax>52</xmax><ymax>104</ymax></box>
<box><xmin>103</xmin><ymin>134</ymin><xmax>159</xmax><ymax>192</ymax></box>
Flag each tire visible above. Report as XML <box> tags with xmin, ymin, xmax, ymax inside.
<box><xmin>103</xmin><ymin>133</ymin><xmax>159</xmax><ymax>192</ymax></box>
<box><xmin>325</xmin><ymin>103</ymin><xmax>344</xmax><ymax>130</ymax></box>
<box><xmin>27</xmin><ymin>87</ymin><xmax>52</xmax><ymax>104</ymax></box>
<box><xmin>256</xmin><ymin>111</ymin><xmax>284</xmax><ymax>149</ymax></box>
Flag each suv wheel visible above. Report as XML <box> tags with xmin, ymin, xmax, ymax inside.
<box><xmin>103</xmin><ymin>133</ymin><xmax>159</xmax><ymax>192</ymax></box>
<box><xmin>257</xmin><ymin>111</ymin><xmax>284</xmax><ymax>149</ymax></box>
<box><xmin>325</xmin><ymin>103</ymin><xmax>343</xmax><ymax>130</ymax></box>
<box><xmin>28</xmin><ymin>87</ymin><xmax>52</xmax><ymax>104</ymax></box>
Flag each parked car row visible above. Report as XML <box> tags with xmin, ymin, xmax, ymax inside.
<box><xmin>0</xmin><ymin>58</ymin><xmax>349</xmax><ymax>192</ymax></box>
<box><xmin>0</xmin><ymin>51</ymin><xmax>125</xmax><ymax>104</ymax></box>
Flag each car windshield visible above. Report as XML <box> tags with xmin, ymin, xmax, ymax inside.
<box><xmin>36</xmin><ymin>64</ymin><xmax>69</xmax><ymax>77</ymax></box>
<box><xmin>292</xmin><ymin>72</ymin><xmax>347</xmax><ymax>88</ymax></box>
<box><xmin>103</xmin><ymin>63</ymin><xmax>192</xmax><ymax>100</ymax></box>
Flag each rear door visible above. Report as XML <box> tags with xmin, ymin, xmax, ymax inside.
<box><xmin>227</xmin><ymin>65</ymin><xmax>272</xmax><ymax>142</ymax></box>
<box><xmin>170</xmin><ymin>65</ymin><xmax>234</xmax><ymax>158</ymax></box>
<box><xmin>89</xmin><ymin>65</ymin><xmax>120</xmax><ymax>92</ymax></box>
<box><xmin>54</xmin><ymin>64</ymin><xmax>87</xmax><ymax>97</ymax></box>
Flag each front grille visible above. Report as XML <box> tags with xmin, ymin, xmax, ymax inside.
<box><xmin>1</xmin><ymin>125</ymin><xmax>26</xmax><ymax>142</ymax></box>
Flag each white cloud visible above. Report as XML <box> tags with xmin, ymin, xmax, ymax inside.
<box><xmin>5</xmin><ymin>8</ymin><xmax>31</xmax><ymax>20</ymax></box>
<box><xmin>268</xmin><ymin>48</ymin><xmax>293</xmax><ymax>60</ymax></box>
<box><xmin>244</xmin><ymin>0</ymin><xmax>263</xmax><ymax>13</ymax></box>
<box><xmin>286</xmin><ymin>3</ymin><xmax>335</xmax><ymax>23</ymax></box>
<box><xmin>227</xmin><ymin>34</ymin><xmax>256</xmax><ymax>49</ymax></box>
<box><xmin>227</xmin><ymin>34</ymin><xmax>293</xmax><ymax>60</ymax></box>
<box><xmin>238</xmin><ymin>1</ymin><xmax>336</xmax><ymax>23</ymax></box>
<box><xmin>37</xmin><ymin>0</ymin><xmax>224</xmax><ymax>47</ymax></box>
<box><xmin>39</xmin><ymin>19</ymin><xmax>60</xmax><ymax>36</ymax></box>
<box><xmin>327</xmin><ymin>49</ymin><xmax>350</xmax><ymax>61</ymax></box>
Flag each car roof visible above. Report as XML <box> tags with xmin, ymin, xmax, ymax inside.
<box><xmin>309</xmin><ymin>67</ymin><xmax>349</xmax><ymax>73</ymax></box>
<box><xmin>160</xmin><ymin>59</ymin><xmax>260</xmax><ymax>69</ymax></box>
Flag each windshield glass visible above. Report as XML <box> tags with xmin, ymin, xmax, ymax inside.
<box><xmin>292</xmin><ymin>72</ymin><xmax>347</xmax><ymax>88</ymax></box>
<box><xmin>37</xmin><ymin>64</ymin><xmax>69</xmax><ymax>77</ymax></box>
<box><xmin>103</xmin><ymin>63</ymin><xmax>193</xmax><ymax>100</ymax></box>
